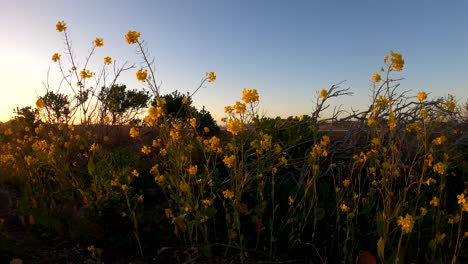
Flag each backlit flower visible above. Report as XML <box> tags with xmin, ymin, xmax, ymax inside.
<box><xmin>234</xmin><ymin>101</ymin><xmax>246</xmax><ymax>113</ymax></box>
<box><xmin>36</xmin><ymin>98</ymin><xmax>45</xmax><ymax>109</ymax></box>
<box><xmin>136</xmin><ymin>68</ymin><xmax>147</xmax><ymax>81</ymax></box>
<box><xmin>227</xmin><ymin>119</ymin><xmax>243</xmax><ymax>135</ymax></box>
<box><xmin>125</xmin><ymin>30</ymin><xmax>141</xmax><ymax>44</ymax></box>
<box><xmin>52</xmin><ymin>53</ymin><xmax>61</xmax><ymax>62</ymax></box>
<box><xmin>56</xmin><ymin>21</ymin><xmax>67</xmax><ymax>32</ymax></box>
<box><xmin>104</xmin><ymin>56</ymin><xmax>112</xmax><ymax>65</ymax></box>
<box><xmin>320</xmin><ymin>89</ymin><xmax>328</xmax><ymax>99</ymax></box>
<box><xmin>390</xmin><ymin>51</ymin><xmax>404</xmax><ymax>72</ymax></box>
<box><xmin>417</xmin><ymin>91</ymin><xmax>427</xmax><ymax>101</ymax></box>
<box><xmin>206</xmin><ymin>71</ymin><xmax>216</xmax><ymax>82</ymax></box>
<box><xmin>372</xmin><ymin>73</ymin><xmax>381</xmax><ymax>83</ymax></box>
<box><xmin>129</xmin><ymin>127</ymin><xmax>140</xmax><ymax>138</ymax></box>
<box><xmin>242</xmin><ymin>88</ymin><xmax>259</xmax><ymax>103</ymax></box>
<box><xmin>93</xmin><ymin>37</ymin><xmax>104</xmax><ymax>47</ymax></box>
<box><xmin>80</xmin><ymin>69</ymin><xmax>93</xmax><ymax>79</ymax></box>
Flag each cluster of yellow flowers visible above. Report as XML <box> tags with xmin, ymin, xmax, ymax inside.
<box><xmin>223</xmin><ymin>155</ymin><xmax>236</xmax><ymax>168</ymax></box>
<box><xmin>319</xmin><ymin>89</ymin><xmax>328</xmax><ymax>99</ymax></box>
<box><xmin>104</xmin><ymin>56</ymin><xmax>112</xmax><ymax>65</ymax></box>
<box><xmin>227</xmin><ymin>119</ymin><xmax>243</xmax><ymax>135</ymax></box>
<box><xmin>136</xmin><ymin>68</ymin><xmax>148</xmax><ymax>81</ymax></box>
<box><xmin>93</xmin><ymin>37</ymin><xmax>104</xmax><ymax>47</ymax></box>
<box><xmin>417</xmin><ymin>91</ymin><xmax>427</xmax><ymax>101</ymax></box>
<box><xmin>206</xmin><ymin>72</ymin><xmax>216</xmax><ymax>83</ymax></box>
<box><xmin>80</xmin><ymin>69</ymin><xmax>93</xmax><ymax>79</ymax></box>
<box><xmin>457</xmin><ymin>193</ymin><xmax>468</xmax><ymax>212</ymax></box>
<box><xmin>51</xmin><ymin>53</ymin><xmax>61</xmax><ymax>62</ymax></box>
<box><xmin>56</xmin><ymin>21</ymin><xmax>66</xmax><ymax>32</ymax></box>
<box><xmin>386</xmin><ymin>51</ymin><xmax>405</xmax><ymax>72</ymax></box>
<box><xmin>125</xmin><ymin>30</ymin><xmax>141</xmax><ymax>44</ymax></box>
<box><xmin>397</xmin><ymin>214</ymin><xmax>415</xmax><ymax>234</ymax></box>
<box><xmin>372</xmin><ymin>73</ymin><xmax>381</xmax><ymax>83</ymax></box>
<box><xmin>242</xmin><ymin>88</ymin><xmax>259</xmax><ymax>104</ymax></box>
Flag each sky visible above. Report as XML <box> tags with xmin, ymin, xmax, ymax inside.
<box><xmin>1</xmin><ymin>0</ymin><xmax>467</xmax><ymax>123</ymax></box>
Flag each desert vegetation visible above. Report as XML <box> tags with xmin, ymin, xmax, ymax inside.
<box><xmin>0</xmin><ymin>21</ymin><xmax>467</xmax><ymax>263</ymax></box>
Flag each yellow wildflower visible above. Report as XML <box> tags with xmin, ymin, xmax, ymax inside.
<box><xmin>80</xmin><ymin>69</ymin><xmax>93</xmax><ymax>79</ymax></box>
<box><xmin>136</xmin><ymin>68</ymin><xmax>148</xmax><ymax>81</ymax></box>
<box><xmin>203</xmin><ymin>127</ymin><xmax>210</xmax><ymax>133</ymax></box>
<box><xmin>433</xmin><ymin>162</ymin><xmax>447</xmax><ymax>176</ymax></box>
<box><xmin>448</xmin><ymin>214</ymin><xmax>460</xmax><ymax>225</ymax></box>
<box><xmin>433</xmin><ymin>136</ymin><xmax>446</xmax><ymax>145</ymax></box>
<box><xmin>104</xmin><ymin>56</ymin><xmax>112</xmax><ymax>65</ymax></box>
<box><xmin>372</xmin><ymin>73</ymin><xmax>381</xmax><ymax>83</ymax></box>
<box><xmin>189</xmin><ymin>117</ymin><xmax>197</xmax><ymax>128</ymax></box>
<box><xmin>202</xmin><ymin>199</ymin><xmax>214</xmax><ymax>208</ymax></box>
<box><xmin>132</xmin><ymin>170</ymin><xmax>139</xmax><ymax>177</ymax></box>
<box><xmin>179</xmin><ymin>181</ymin><xmax>190</xmax><ymax>193</ymax></box>
<box><xmin>52</xmin><ymin>53</ymin><xmax>61</xmax><ymax>62</ymax></box>
<box><xmin>342</xmin><ymin>179</ymin><xmax>351</xmax><ymax>187</ymax></box>
<box><xmin>234</xmin><ymin>101</ymin><xmax>246</xmax><ymax>113</ymax></box>
<box><xmin>206</xmin><ymin>71</ymin><xmax>216</xmax><ymax>82</ymax></box>
<box><xmin>457</xmin><ymin>194</ymin><xmax>466</xmax><ymax>206</ymax></box>
<box><xmin>390</xmin><ymin>51</ymin><xmax>404</xmax><ymax>72</ymax></box>
<box><xmin>371</xmin><ymin>137</ymin><xmax>381</xmax><ymax>146</ymax></box>
<box><xmin>340</xmin><ymin>203</ymin><xmax>349</xmax><ymax>212</ymax></box>
<box><xmin>121</xmin><ymin>184</ymin><xmax>128</xmax><ymax>192</ymax></box>
<box><xmin>464</xmin><ymin>232</ymin><xmax>468</xmax><ymax>238</ymax></box>
<box><xmin>223</xmin><ymin>189</ymin><xmax>234</xmax><ymax>200</ymax></box>
<box><xmin>125</xmin><ymin>30</ymin><xmax>141</xmax><ymax>44</ymax></box>
<box><xmin>280</xmin><ymin>156</ymin><xmax>288</xmax><ymax>166</ymax></box>
<box><xmin>288</xmin><ymin>196</ymin><xmax>294</xmax><ymax>206</ymax></box>
<box><xmin>299</xmin><ymin>115</ymin><xmax>305</xmax><ymax>122</ymax></box>
<box><xmin>93</xmin><ymin>37</ymin><xmax>104</xmax><ymax>47</ymax></box>
<box><xmin>141</xmin><ymin>145</ymin><xmax>151</xmax><ymax>155</ymax></box>
<box><xmin>182</xmin><ymin>97</ymin><xmax>189</xmax><ymax>104</ymax></box>
<box><xmin>129</xmin><ymin>127</ymin><xmax>140</xmax><ymax>138</ymax></box>
<box><xmin>36</xmin><ymin>98</ymin><xmax>45</xmax><ymax>109</ymax></box>
<box><xmin>56</xmin><ymin>21</ymin><xmax>67</xmax><ymax>32</ymax></box>
<box><xmin>420</xmin><ymin>207</ymin><xmax>427</xmax><ymax>216</ymax></box>
<box><xmin>223</xmin><ymin>155</ymin><xmax>236</xmax><ymax>168</ymax></box>
<box><xmin>227</xmin><ymin>119</ymin><xmax>243</xmax><ymax>135</ymax></box>
<box><xmin>187</xmin><ymin>165</ymin><xmax>198</xmax><ymax>175</ymax></box>
<box><xmin>155</xmin><ymin>175</ymin><xmax>165</xmax><ymax>185</ymax></box>
<box><xmin>430</xmin><ymin>196</ymin><xmax>440</xmax><ymax>207</ymax></box>
<box><xmin>417</xmin><ymin>91</ymin><xmax>427</xmax><ymax>101</ymax></box>
<box><xmin>367</xmin><ymin>118</ymin><xmax>376</xmax><ymax>127</ymax></box>
<box><xmin>224</xmin><ymin>105</ymin><xmax>234</xmax><ymax>113</ymax></box>
<box><xmin>242</xmin><ymin>88</ymin><xmax>259</xmax><ymax>103</ymax></box>
<box><xmin>383</xmin><ymin>54</ymin><xmax>389</xmax><ymax>63</ymax></box>
<box><xmin>90</xmin><ymin>143</ymin><xmax>100</xmax><ymax>152</ymax></box>
<box><xmin>319</xmin><ymin>89</ymin><xmax>328</xmax><ymax>99</ymax></box>
<box><xmin>397</xmin><ymin>214</ymin><xmax>414</xmax><ymax>234</ymax></box>
<box><xmin>137</xmin><ymin>195</ymin><xmax>144</xmax><ymax>203</ymax></box>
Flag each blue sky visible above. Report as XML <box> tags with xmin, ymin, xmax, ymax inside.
<box><xmin>1</xmin><ymin>0</ymin><xmax>467</xmax><ymax>123</ymax></box>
